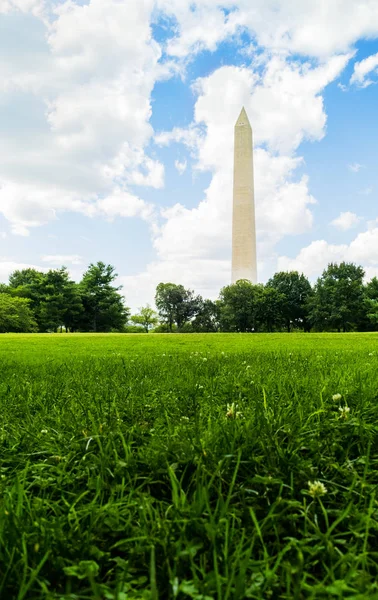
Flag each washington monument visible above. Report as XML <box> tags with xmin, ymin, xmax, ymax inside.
<box><xmin>231</xmin><ymin>107</ymin><xmax>257</xmax><ymax>284</ymax></box>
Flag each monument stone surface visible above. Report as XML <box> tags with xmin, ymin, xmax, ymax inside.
<box><xmin>231</xmin><ymin>107</ymin><xmax>257</xmax><ymax>284</ymax></box>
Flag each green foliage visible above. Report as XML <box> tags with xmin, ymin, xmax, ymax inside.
<box><xmin>3</xmin><ymin>262</ymin><xmax>378</xmax><ymax>335</ymax></box>
<box><xmin>38</xmin><ymin>267</ymin><xmax>84</xmax><ymax>332</ymax></box>
<box><xmin>8</xmin><ymin>268</ymin><xmax>46</xmax><ymax>320</ymax></box>
<box><xmin>219</xmin><ymin>280</ymin><xmax>264</xmax><ymax>331</ymax></box>
<box><xmin>6</xmin><ymin>264</ymin><xmax>128</xmax><ymax>333</ymax></box>
<box><xmin>8</xmin><ymin>268</ymin><xmax>45</xmax><ymax>290</ymax></box>
<box><xmin>123</xmin><ymin>324</ymin><xmax>148</xmax><ymax>333</ymax></box>
<box><xmin>364</xmin><ymin>278</ymin><xmax>378</xmax><ymax>330</ymax></box>
<box><xmin>192</xmin><ymin>299</ymin><xmax>220</xmax><ymax>332</ymax></box>
<box><xmin>266</xmin><ymin>271</ymin><xmax>313</xmax><ymax>332</ymax></box>
<box><xmin>155</xmin><ymin>283</ymin><xmax>202</xmax><ymax>331</ymax></box>
<box><xmin>79</xmin><ymin>262</ymin><xmax>129</xmax><ymax>332</ymax></box>
<box><xmin>131</xmin><ymin>305</ymin><xmax>159</xmax><ymax>332</ymax></box>
<box><xmin>0</xmin><ymin>294</ymin><xmax>37</xmax><ymax>332</ymax></box>
<box><xmin>309</xmin><ymin>262</ymin><xmax>366</xmax><ymax>332</ymax></box>
<box><xmin>256</xmin><ymin>286</ymin><xmax>286</xmax><ymax>332</ymax></box>
<box><xmin>1</xmin><ymin>333</ymin><xmax>378</xmax><ymax>598</ymax></box>
<box><xmin>365</xmin><ymin>276</ymin><xmax>378</xmax><ymax>300</ymax></box>
<box><xmin>151</xmin><ymin>322</ymin><xmax>178</xmax><ymax>333</ymax></box>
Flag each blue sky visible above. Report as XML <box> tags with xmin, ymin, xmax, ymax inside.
<box><xmin>1</xmin><ymin>0</ymin><xmax>378</xmax><ymax>309</ymax></box>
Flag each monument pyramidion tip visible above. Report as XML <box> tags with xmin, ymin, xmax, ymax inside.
<box><xmin>235</xmin><ymin>106</ymin><xmax>251</xmax><ymax>128</ymax></box>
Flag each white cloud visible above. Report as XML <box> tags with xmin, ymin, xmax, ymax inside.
<box><xmin>331</xmin><ymin>211</ymin><xmax>362</xmax><ymax>231</ymax></box>
<box><xmin>278</xmin><ymin>240</ymin><xmax>347</xmax><ymax>278</ymax></box>
<box><xmin>96</xmin><ymin>189</ymin><xmax>154</xmax><ymax>221</ymax></box>
<box><xmin>41</xmin><ymin>254</ymin><xmax>83</xmax><ymax>265</ymax></box>
<box><xmin>157</xmin><ymin>0</ymin><xmax>378</xmax><ymax>59</ymax></box>
<box><xmin>0</xmin><ymin>180</ymin><xmax>102</xmax><ymax>235</ymax></box>
<box><xmin>155</xmin><ymin>126</ymin><xmax>202</xmax><ymax>151</ymax></box>
<box><xmin>0</xmin><ymin>0</ymin><xmax>45</xmax><ymax>17</ymax></box>
<box><xmin>0</xmin><ymin>181</ymin><xmax>57</xmax><ymax>235</ymax></box>
<box><xmin>174</xmin><ymin>159</ymin><xmax>187</xmax><ymax>175</ymax></box>
<box><xmin>127</xmin><ymin>159</ymin><xmax>165</xmax><ymax>189</ymax></box>
<box><xmin>0</xmin><ymin>0</ymin><xmax>168</xmax><ymax>235</ymax></box>
<box><xmin>278</xmin><ymin>226</ymin><xmax>378</xmax><ymax>280</ymax></box>
<box><xmin>348</xmin><ymin>162</ymin><xmax>364</xmax><ymax>172</ymax></box>
<box><xmin>350</xmin><ymin>52</ymin><xmax>378</xmax><ymax>87</ymax></box>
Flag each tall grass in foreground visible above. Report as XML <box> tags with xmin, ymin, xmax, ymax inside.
<box><xmin>0</xmin><ymin>334</ymin><xmax>378</xmax><ymax>598</ymax></box>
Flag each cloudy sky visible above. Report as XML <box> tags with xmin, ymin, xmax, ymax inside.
<box><xmin>1</xmin><ymin>0</ymin><xmax>378</xmax><ymax>309</ymax></box>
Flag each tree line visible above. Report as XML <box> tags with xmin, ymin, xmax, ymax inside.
<box><xmin>0</xmin><ymin>261</ymin><xmax>377</xmax><ymax>333</ymax></box>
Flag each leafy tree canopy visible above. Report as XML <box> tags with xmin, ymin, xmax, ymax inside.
<box><xmin>131</xmin><ymin>305</ymin><xmax>159</xmax><ymax>333</ymax></box>
<box><xmin>309</xmin><ymin>262</ymin><xmax>365</xmax><ymax>332</ymax></box>
<box><xmin>155</xmin><ymin>283</ymin><xmax>202</xmax><ymax>331</ymax></box>
<box><xmin>80</xmin><ymin>262</ymin><xmax>129</xmax><ymax>332</ymax></box>
<box><xmin>0</xmin><ymin>294</ymin><xmax>37</xmax><ymax>333</ymax></box>
<box><xmin>219</xmin><ymin>280</ymin><xmax>264</xmax><ymax>332</ymax></box>
<box><xmin>266</xmin><ymin>271</ymin><xmax>312</xmax><ymax>332</ymax></box>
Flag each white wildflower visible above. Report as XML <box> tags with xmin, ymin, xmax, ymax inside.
<box><xmin>226</xmin><ymin>403</ymin><xmax>243</xmax><ymax>419</ymax></box>
<box><xmin>338</xmin><ymin>406</ymin><xmax>351</xmax><ymax>420</ymax></box>
<box><xmin>40</xmin><ymin>429</ymin><xmax>48</xmax><ymax>434</ymax></box>
<box><xmin>308</xmin><ymin>480</ymin><xmax>327</xmax><ymax>498</ymax></box>
<box><xmin>332</xmin><ymin>393</ymin><xmax>342</xmax><ymax>402</ymax></box>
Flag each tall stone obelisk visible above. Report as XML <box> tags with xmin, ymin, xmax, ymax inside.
<box><xmin>231</xmin><ymin>107</ymin><xmax>257</xmax><ymax>284</ymax></box>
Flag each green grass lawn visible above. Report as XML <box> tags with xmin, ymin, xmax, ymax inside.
<box><xmin>1</xmin><ymin>333</ymin><xmax>378</xmax><ymax>599</ymax></box>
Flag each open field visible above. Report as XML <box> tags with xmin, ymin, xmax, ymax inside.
<box><xmin>1</xmin><ymin>333</ymin><xmax>378</xmax><ymax>599</ymax></box>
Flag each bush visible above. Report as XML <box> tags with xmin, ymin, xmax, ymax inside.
<box><xmin>151</xmin><ymin>323</ymin><xmax>178</xmax><ymax>333</ymax></box>
<box><xmin>121</xmin><ymin>325</ymin><xmax>147</xmax><ymax>333</ymax></box>
<box><xmin>0</xmin><ymin>294</ymin><xmax>37</xmax><ymax>333</ymax></box>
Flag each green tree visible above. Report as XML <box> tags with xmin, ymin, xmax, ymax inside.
<box><xmin>219</xmin><ymin>280</ymin><xmax>263</xmax><ymax>332</ymax></box>
<box><xmin>309</xmin><ymin>262</ymin><xmax>365</xmax><ymax>332</ymax></box>
<box><xmin>266</xmin><ymin>271</ymin><xmax>313</xmax><ymax>332</ymax></box>
<box><xmin>155</xmin><ymin>283</ymin><xmax>202</xmax><ymax>331</ymax></box>
<box><xmin>192</xmin><ymin>299</ymin><xmax>220</xmax><ymax>332</ymax></box>
<box><xmin>366</xmin><ymin>277</ymin><xmax>378</xmax><ymax>300</ymax></box>
<box><xmin>8</xmin><ymin>268</ymin><xmax>46</xmax><ymax>331</ymax></box>
<box><xmin>130</xmin><ymin>305</ymin><xmax>159</xmax><ymax>332</ymax></box>
<box><xmin>38</xmin><ymin>268</ymin><xmax>83</xmax><ymax>332</ymax></box>
<box><xmin>364</xmin><ymin>277</ymin><xmax>378</xmax><ymax>330</ymax></box>
<box><xmin>9</xmin><ymin>268</ymin><xmax>45</xmax><ymax>306</ymax></box>
<box><xmin>256</xmin><ymin>287</ymin><xmax>286</xmax><ymax>332</ymax></box>
<box><xmin>0</xmin><ymin>294</ymin><xmax>37</xmax><ymax>333</ymax></box>
<box><xmin>8</xmin><ymin>268</ymin><xmax>44</xmax><ymax>290</ymax></box>
<box><xmin>79</xmin><ymin>262</ymin><xmax>129</xmax><ymax>332</ymax></box>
